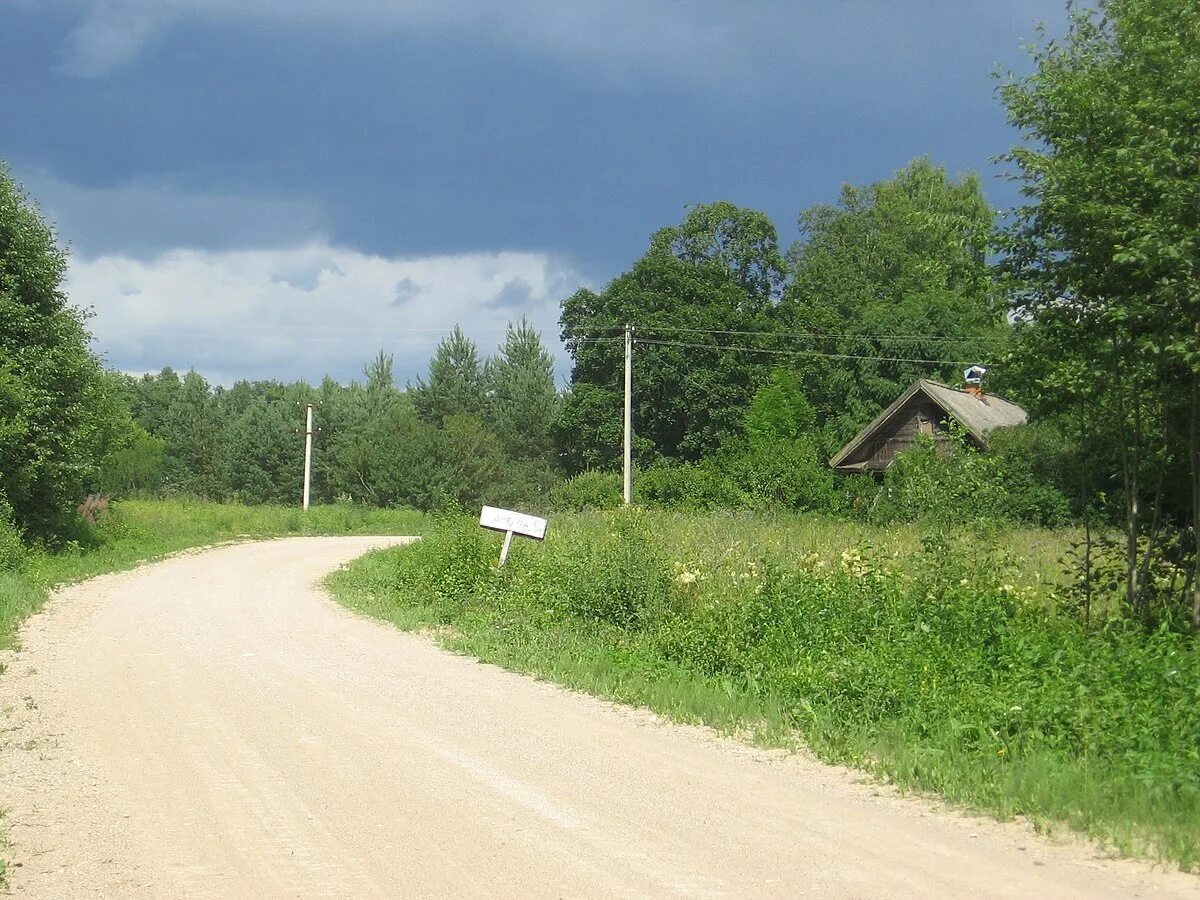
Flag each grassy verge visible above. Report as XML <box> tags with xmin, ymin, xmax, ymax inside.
<box><xmin>327</xmin><ymin>510</ymin><xmax>1200</xmax><ymax>871</ymax></box>
<box><xmin>0</xmin><ymin>499</ymin><xmax>424</xmax><ymax>649</ymax></box>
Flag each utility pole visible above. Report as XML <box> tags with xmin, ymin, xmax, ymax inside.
<box><xmin>623</xmin><ymin>324</ymin><xmax>634</xmax><ymax>505</ymax></box>
<box><xmin>302</xmin><ymin>403</ymin><xmax>314</xmax><ymax>510</ymax></box>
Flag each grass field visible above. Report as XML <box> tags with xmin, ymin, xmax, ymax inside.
<box><xmin>327</xmin><ymin>509</ymin><xmax>1200</xmax><ymax>871</ymax></box>
<box><xmin>0</xmin><ymin>499</ymin><xmax>424</xmax><ymax>649</ymax></box>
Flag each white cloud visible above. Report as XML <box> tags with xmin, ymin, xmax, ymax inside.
<box><xmin>68</xmin><ymin>242</ymin><xmax>582</xmax><ymax>386</ymax></box>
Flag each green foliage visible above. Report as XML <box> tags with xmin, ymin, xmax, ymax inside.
<box><xmin>343</xmin><ymin>402</ymin><xmax>516</xmax><ymax>513</ymax></box>
<box><xmin>872</xmin><ymin>434</ymin><xmax>1072</xmax><ymax>528</ymax></box>
<box><xmin>635</xmin><ymin>460</ymin><xmax>747</xmax><ymax>510</ymax></box>
<box><xmin>333</xmin><ymin>511</ymin><xmax>1200</xmax><ymax>868</ymax></box>
<box><xmin>410</xmin><ymin>326</ymin><xmax>487</xmax><ymax>424</ymax></box>
<box><xmin>554</xmin><ymin>383</ymin><xmax>622</xmax><ymax>473</ymax></box>
<box><xmin>155</xmin><ymin>369</ymin><xmax>224</xmax><ymax>497</ymax></box>
<box><xmin>488</xmin><ymin>317</ymin><xmax>559</xmax><ymax>460</ymax></box>
<box><xmin>0</xmin><ymin>496</ymin><xmax>25</xmax><ymax>572</ymax></box>
<box><xmin>783</xmin><ymin>158</ymin><xmax>1006</xmax><ymax>449</ymax></box>
<box><xmin>722</xmin><ymin>439</ymin><xmax>841</xmax><ymax>512</ymax></box>
<box><xmin>998</xmin><ymin>0</ymin><xmax>1200</xmax><ymax>624</ymax></box>
<box><xmin>0</xmin><ymin>166</ymin><xmax>115</xmax><ymax>539</ymax></box>
<box><xmin>547</xmin><ymin>471</ymin><xmax>623</xmax><ymax>511</ymax></box>
<box><xmin>560</xmin><ymin>201</ymin><xmax>786</xmax><ymax>466</ymax></box>
<box><xmin>540</xmin><ymin>512</ymin><xmax>671</xmax><ymax>629</ymax></box>
<box><xmin>216</xmin><ymin>399</ymin><xmax>302</xmax><ymax>505</ymax></box>
<box><xmin>98</xmin><ymin>424</ymin><xmax>166</xmax><ymax>497</ymax></box>
<box><xmin>115</xmin><ymin>321</ymin><xmax>566</xmax><ymax>513</ymax></box>
<box><xmin>486</xmin><ymin>319</ymin><xmax>561</xmax><ymax>500</ymax></box>
<box><xmin>635</xmin><ymin>437</ymin><xmax>838</xmax><ymax>513</ymax></box>
<box><xmin>743</xmin><ymin>369</ymin><xmax>816</xmax><ymax>446</ymax></box>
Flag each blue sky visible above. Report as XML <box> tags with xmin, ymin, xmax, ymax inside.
<box><xmin>1</xmin><ymin>0</ymin><xmax>1065</xmax><ymax>385</ymax></box>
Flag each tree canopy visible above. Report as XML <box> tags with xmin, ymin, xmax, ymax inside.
<box><xmin>0</xmin><ymin>167</ymin><xmax>117</xmax><ymax>539</ymax></box>
<box><xmin>560</xmin><ymin>201</ymin><xmax>786</xmax><ymax>468</ymax></box>
<box><xmin>999</xmin><ymin>0</ymin><xmax>1200</xmax><ymax>623</ymax></box>
<box><xmin>782</xmin><ymin>158</ymin><xmax>1006</xmax><ymax>451</ymax></box>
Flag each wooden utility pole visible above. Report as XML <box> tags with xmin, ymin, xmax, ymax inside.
<box><xmin>623</xmin><ymin>324</ymin><xmax>634</xmax><ymax>505</ymax></box>
<box><xmin>302</xmin><ymin>403</ymin><xmax>314</xmax><ymax>510</ymax></box>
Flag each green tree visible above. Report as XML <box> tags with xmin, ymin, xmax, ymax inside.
<box><xmin>783</xmin><ymin>158</ymin><xmax>1006</xmax><ymax>452</ymax></box>
<box><xmin>0</xmin><ymin>166</ymin><xmax>113</xmax><ymax>538</ymax></box>
<box><xmin>216</xmin><ymin>398</ymin><xmax>301</xmax><ymax>504</ymax></box>
<box><xmin>998</xmin><ymin>0</ymin><xmax>1200</xmax><ymax>623</ymax></box>
<box><xmin>743</xmin><ymin>369</ymin><xmax>816</xmax><ymax>446</ymax></box>
<box><xmin>158</xmin><ymin>371</ymin><xmax>222</xmax><ymax>496</ymax></box>
<box><xmin>410</xmin><ymin>327</ymin><xmax>487</xmax><ymax>424</ymax></box>
<box><xmin>560</xmin><ymin>202</ymin><xmax>787</xmax><ymax>468</ymax></box>
<box><xmin>98</xmin><ymin>424</ymin><xmax>166</xmax><ymax>496</ymax></box>
<box><xmin>553</xmin><ymin>383</ymin><xmax>623</xmax><ymax>475</ymax></box>
<box><xmin>488</xmin><ymin>318</ymin><xmax>560</xmax><ymax>488</ymax></box>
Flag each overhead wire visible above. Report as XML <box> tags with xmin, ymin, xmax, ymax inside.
<box><xmin>116</xmin><ymin>324</ymin><xmax>999</xmax><ymax>366</ymax></box>
<box><xmin>630</xmin><ymin>337</ymin><xmax>987</xmax><ymax>366</ymax></box>
<box><xmin>563</xmin><ymin>323</ymin><xmax>1011</xmax><ymax>346</ymax></box>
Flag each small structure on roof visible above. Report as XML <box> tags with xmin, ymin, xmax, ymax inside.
<box><xmin>829</xmin><ymin>371</ymin><xmax>1027</xmax><ymax>475</ymax></box>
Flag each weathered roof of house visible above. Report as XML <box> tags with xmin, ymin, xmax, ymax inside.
<box><xmin>829</xmin><ymin>379</ymin><xmax>1028</xmax><ymax>472</ymax></box>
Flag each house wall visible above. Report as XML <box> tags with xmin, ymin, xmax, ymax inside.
<box><xmin>844</xmin><ymin>396</ymin><xmax>958</xmax><ymax>472</ymax></box>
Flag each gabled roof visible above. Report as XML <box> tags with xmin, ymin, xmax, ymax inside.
<box><xmin>829</xmin><ymin>379</ymin><xmax>1028</xmax><ymax>471</ymax></box>
<box><xmin>919</xmin><ymin>380</ymin><xmax>1028</xmax><ymax>439</ymax></box>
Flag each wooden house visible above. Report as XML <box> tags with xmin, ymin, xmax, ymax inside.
<box><xmin>829</xmin><ymin>378</ymin><xmax>1028</xmax><ymax>475</ymax></box>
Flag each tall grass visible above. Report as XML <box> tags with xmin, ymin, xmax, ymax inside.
<box><xmin>328</xmin><ymin>510</ymin><xmax>1200</xmax><ymax>870</ymax></box>
<box><xmin>0</xmin><ymin>499</ymin><xmax>424</xmax><ymax>647</ymax></box>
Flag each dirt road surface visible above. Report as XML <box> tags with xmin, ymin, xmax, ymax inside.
<box><xmin>1</xmin><ymin>537</ymin><xmax>1197</xmax><ymax>898</ymax></box>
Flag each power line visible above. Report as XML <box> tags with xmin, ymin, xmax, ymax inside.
<box><xmin>631</xmin><ymin>337</ymin><xmax>987</xmax><ymax>367</ymax></box>
<box><xmin>574</xmin><ymin>334</ymin><xmax>985</xmax><ymax>365</ymax></box>
<box><xmin>565</xmin><ymin>324</ymin><xmax>1010</xmax><ymax>345</ymax></box>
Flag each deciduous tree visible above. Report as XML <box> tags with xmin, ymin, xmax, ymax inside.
<box><xmin>998</xmin><ymin>0</ymin><xmax>1200</xmax><ymax>623</ymax></box>
<box><xmin>0</xmin><ymin>166</ymin><xmax>112</xmax><ymax>538</ymax></box>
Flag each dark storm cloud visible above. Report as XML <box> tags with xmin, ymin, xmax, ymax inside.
<box><xmin>3</xmin><ymin>0</ymin><xmax>1067</xmax><ymax>384</ymax></box>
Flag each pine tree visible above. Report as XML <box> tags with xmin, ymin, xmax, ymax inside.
<box><xmin>410</xmin><ymin>326</ymin><xmax>487</xmax><ymax>424</ymax></box>
<box><xmin>488</xmin><ymin>318</ymin><xmax>559</xmax><ymax>464</ymax></box>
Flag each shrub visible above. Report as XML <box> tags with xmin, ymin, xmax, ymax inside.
<box><xmin>0</xmin><ymin>495</ymin><xmax>24</xmax><ymax>571</ymax></box>
<box><xmin>548</xmin><ymin>471</ymin><xmax>623</xmax><ymax>511</ymax></box>
<box><xmin>541</xmin><ymin>512</ymin><xmax>670</xmax><ymax>629</ymax></box>
<box><xmin>872</xmin><ymin>434</ymin><xmax>1072</xmax><ymax>527</ymax></box>
<box><xmin>719</xmin><ymin>438</ymin><xmax>840</xmax><ymax>512</ymax></box>
<box><xmin>636</xmin><ymin>461</ymin><xmax>746</xmax><ymax>510</ymax></box>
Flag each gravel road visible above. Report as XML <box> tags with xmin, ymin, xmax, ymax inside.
<box><xmin>1</xmin><ymin>537</ymin><xmax>1196</xmax><ymax>898</ymax></box>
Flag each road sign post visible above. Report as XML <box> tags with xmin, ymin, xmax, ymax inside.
<box><xmin>479</xmin><ymin>506</ymin><xmax>548</xmax><ymax>567</ymax></box>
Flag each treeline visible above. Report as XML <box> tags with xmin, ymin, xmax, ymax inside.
<box><xmin>105</xmin><ymin>321</ymin><xmax>560</xmax><ymax>512</ymax></box>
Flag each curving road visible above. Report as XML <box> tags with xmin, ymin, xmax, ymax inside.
<box><xmin>1</xmin><ymin>537</ymin><xmax>1196</xmax><ymax>898</ymax></box>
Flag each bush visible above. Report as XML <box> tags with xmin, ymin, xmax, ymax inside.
<box><xmin>548</xmin><ymin>471</ymin><xmax>623</xmax><ymax>511</ymax></box>
<box><xmin>0</xmin><ymin>495</ymin><xmax>24</xmax><ymax>571</ymax></box>
<box><xmin>541</xmin><ymin>512</ymin><xmax>670</xmax><ymax>629</ymax></box>
<box><xmin>987</xmin><ymin>424</ymin><xmax>1076</xmax><ymax>527</ymax></box>
<box><xmin>871</xmin><ymin>434</ymin><xmax>1072</xmax><ymax>528</ymax></box>
<box><xmin>636</xmin><ymin>461</ymin><xmax>746</xmax><ymax>509</ymax></box>
<box><xmin>719</xmin><ymin>439</ymin><xmax>840</xmax><ymax>512</ymax></box>
<box><xmin>635</xmin><ymin>439</ymin><xmax>840</xmax><ymax>514</ymax></box>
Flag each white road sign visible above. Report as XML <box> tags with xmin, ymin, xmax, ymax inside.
<box><xmin>479</xmin><ymin>506</ymin><xmax>548</xmax><ymax>541</ymax></box>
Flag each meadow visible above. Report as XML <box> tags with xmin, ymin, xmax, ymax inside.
<box><xmin>328</xmin><ymin>509</ymin><xmax>1200</xmax><ymax>870</ymax></box>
